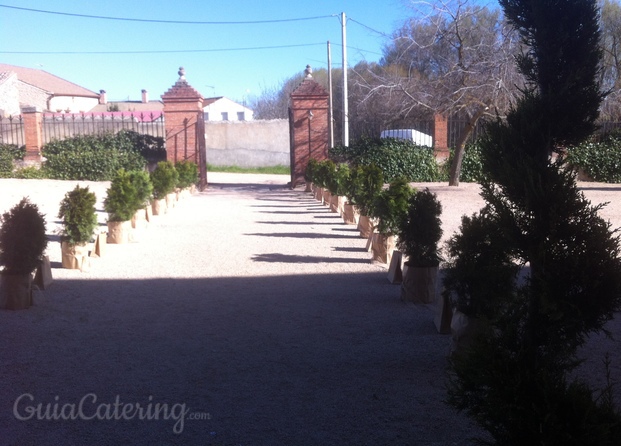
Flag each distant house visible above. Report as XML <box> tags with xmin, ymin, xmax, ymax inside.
<box><xmin>203</xmin><ymin>96</ymin><xmax>253</xmax><ymax>122</ymax></box>
<box><xmin>0</xmin><ymin>63</ymin><xmax>100</xmax><ymax>116</ymax></box>
<box><xmin>90</xmin><ymin>89</ymin><xmax>163</xmax><ymax>114</ymax></box>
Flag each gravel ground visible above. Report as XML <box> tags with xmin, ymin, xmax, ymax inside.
<box><xmin>0</xmin><ymin>174</ymin><xmax>619</xmax><ymax>445</ymax></box>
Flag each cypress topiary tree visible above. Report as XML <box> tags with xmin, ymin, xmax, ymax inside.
<box><xmin>445</xmin><ymin>0</ymin><xmax>621</xmax><ymax>443</ymax></box>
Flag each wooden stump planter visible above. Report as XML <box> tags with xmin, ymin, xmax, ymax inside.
<box><xmin>314</xmin><ymin>187</ymin><xmax>323</xmax><ymax>203</ymax></box>
<box><xmin>145</xmin><ymin>203</ymin><xmax>153</xmax><ymax>222</ymax></box>
<box><xmin>34</xmin><ymin>256</ymin><xmax>53</xmax><ymax>290</ymax></box>
<box><xmin>107</xmin><ymin>221</ymin><xmax>132</xmax><ymax>244</ymax></box>
<box><xmin>400</xmin><ymin>262</ymin><xmax>439</xmax><ymax>304</ymax></box>
<box><xmin>337</xmin><ymin>196</ymin><xmax>346</xmax><ymax>215</ymax></box>
<box><xmin>0</xmin><ymin>273</ymin><xmax>33</xmax><ymax>310</ymax></box>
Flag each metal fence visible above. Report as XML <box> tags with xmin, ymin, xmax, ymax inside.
<box><xmin>42</xmin><ymin>112</ymin><xmax>164</xmax><ymax>144</ymax></box>
<box><xmin>0</xmin><ymin>115</ymin><xmax>24</xmax><ymax>146</ymax></box>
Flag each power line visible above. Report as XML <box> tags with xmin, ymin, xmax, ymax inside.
<box><xmin>0</xmin><ymin>3</ymin><xmax>337</xmax><ymax>25</ymax></box>
<box><xmin>348</xmin><ymin>17</ymin><xmax>393</xmax><ymax>38</ymax></box>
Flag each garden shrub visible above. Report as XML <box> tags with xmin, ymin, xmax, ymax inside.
<box><xmin>150</xmin><ymin>161</ymin><xmax>178</xmax><ymax>199</ymax></box>
<box><xmin>440</xmin><ymin>143</ymin><xmax>484</xmax><ymax>183</ymax></box>
<box><xmin>330</xmin><ymin>137</ymin><xmax>441</xmax><ymax>182</ymax></box>
<box><xmin>175</xmin><ymin>160</ymin><xmax>199</xmax><ymax>189</ymax></box>
<box><xmin>566</xmin><ymin>134</ymin><xmax>621</xmax><ymax>183</ymax></box>
<box><xmin>0</xmin><ymin>144</ymin><xmax>25</xmax><ymax>178</ymax></box>
<box><xmin>104</xmin><ymin>169</ymin><xmax>139</xmax><ymax>222</ymax></box>
<box><xmin>58</xmin><ymin>185</ymin><xmax>98</xmax><ymax>245</ymax></box>
<box><xmin>118</xmin><ymin>130</ymin><xmax>166</xmax><ymax>166</ymax></box>
<box><xmin>43</xmin><ymin>133</ymin><xmax>146</xmax><ymax>181</ymax></box>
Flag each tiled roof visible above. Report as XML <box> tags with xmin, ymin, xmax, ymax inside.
<box><xmin>161</xmin><ymin>80</ymin><xmax>203</xmax><ymax>100</ymax></box>
<box><xmin>90</xmin><ymin>101</ymin><xmax>163</xmax><ymax>113</ymax></box>
<box><xmin>0</xmin><ymin>63</ymin><xmax>98</xmax><ymax>98</ymax></box>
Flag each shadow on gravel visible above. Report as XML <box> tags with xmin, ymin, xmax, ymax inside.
<box><xmin>0</xmin><ymin>271</ymin><xmax>480</xmax><ymax>446</ymax></box>
<box><xmin>251</xmin><ymin>253</ymin><xmax>369</xmax><ymax>264</ymax></box>
<box><xmin>245</xmin><ymin>232</ymin><xmax>357</xmax><ymax>239</ymax></box>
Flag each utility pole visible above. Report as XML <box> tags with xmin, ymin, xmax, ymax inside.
<box><xmin>327</xmin><ymin>41</ymin><xmax>334</xmax><ymax>148</ymax></box>
<box><xmin>341</xmin><ymin>12</ymin><xmax>349</xmax><ymax>147</ymax></box>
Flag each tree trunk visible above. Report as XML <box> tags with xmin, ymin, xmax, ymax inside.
<box><xmin>448</xmin><ymin>109</ymin><xmax>486</xmax><ymax>186</ymax></box>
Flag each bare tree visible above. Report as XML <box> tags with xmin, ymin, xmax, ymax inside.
<box><xmin>356</xmin><ymin>0</ymin><xmax>523</xmax><ymax>185</ymax></box>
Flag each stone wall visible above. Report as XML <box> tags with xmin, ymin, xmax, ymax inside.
<box><xmin>205</xmin><ymin>119</ymin><xmax>290</xmax><ymax>167</ymax></box>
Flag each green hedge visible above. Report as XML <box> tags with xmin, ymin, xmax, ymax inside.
<box><xmin>566</xmin><ymin>134</ymin><xmax>621</xmax><ymax>183</ymax></box>
<box><xmin>43</xmin><ymin>132</ymin><xmax>147</xmax><ymax>181</ymax></box>
<box><xmin>0</xmin><ymin>144</ymin><xmax>25</xmax><ymax>178</ymax></box>
<box><xmin>440</xmin><ymin>144</ymin><xmax>485</xmax><ymax>183</ymax></box>
<box><xmin>329</xmin><ymin>137</ymin><xmax>441</xmax><ymax>182</ymax></box>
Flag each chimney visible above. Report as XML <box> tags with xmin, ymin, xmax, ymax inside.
<box><xmin>99</xmin><ymin>90</ymin><xmax>107</xmax><ymax>105</ymax></box>
<box><xmin>141</xmin><ymin>89</ymin><xmax>148</xmax><ymax>104</ymax></box>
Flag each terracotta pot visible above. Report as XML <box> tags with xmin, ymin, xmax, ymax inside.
<box><xmin>61</xmin><ymin>241</ymin><xmax>89</xmax><ymax>270</ymax></box>
<box><xmin>400</xmin><ymin>262</ymin><xmax>439</xmax><ymax>304</ymax></box>
<box><xmin>0</xmin><ymin>273</ymin><xmax>32</xmax><ymax>310</ymax></box>
<box><xmin>371</xmin><ymin>233</ymin><xmax>395</xmax><ymax>264</ymax></box>
<box><xmin>107</xmin><ymin>220</ymin><xmax>131</xmax><ymax>244</ymax></box>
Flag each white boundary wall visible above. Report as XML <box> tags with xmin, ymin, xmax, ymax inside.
<box><xmin>205</xmin><ymin>119</ymin><xmax>290</xmax><ymax>167</ymax></box>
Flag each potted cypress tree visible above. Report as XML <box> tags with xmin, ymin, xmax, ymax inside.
<box><xmin>397</xmin><ymin>188</ymin><xmax>443</xmax><ymax>303</ymax></box>
<box><xmin>104</xmin><ymin>169</ymin><xmax>138</xmax><ymax>244</ymax></box>
<box><xmin>150</xmin><ymin>161</ymin><xmax>178</xmax><ymax>215</ymax></box>
<box><xmin>58</xmin><ymin>185</ymin><xmax>98</xmax><ymax>270</ymax></box>
<box><xmin>304</xmin><ymin>158</ymin><xmax>319</xmax><ymax>194</ymax></box>
<box><xmin>370</xmin><ymin>177</ymin><xmax>414</xmax><ymax>264</ymax></box>
<box><xmin>342</xmin><ymin>164</ymin><xmax>363</xmax><ymax>225</ymax></box>
<box><xmin>318</xmin><ymin>160</ymin><xmax>336</xmax><ymax>207</ymax></box>
<box><xmin>175</xmin><ymin>160</ymin><xmax>198</xmax><ymax>198</ymax></box>
<box><xmin>0</xmin><ymin>198</ymin><xmax>48</xmax><ymax>310</ymax></box>
<box><xmin>354</xmin><ymin>164</ymin><xmax>384</xmax><ymax>239</ymax></box>
<box><xmin>128</xmin><ymin>170</ymin><xmax>153</xmax><ymax>238</ymax></box>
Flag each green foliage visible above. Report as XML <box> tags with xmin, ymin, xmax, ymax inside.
<box><xmin>117</xmin><ymin>130</ymin><xmax>166</xmax><ymax>165</ymax></box>
<box><xmin>0</xmin><ymin>198</ymin><xmax>48</xmax><ymax>274</ymax></box>
<box><xmin>104</xmin><ymin>170</ymin><xmax>139</xmax><ymax>222</ymax></box>
<box><xmin>441</xmin><ymin>144</ymin><xmax>484</xmax><ymax>183</ymax></box>
<box><xmin>0</xmin><ymin>143</ymin><xmax>24</xmax><ymax>177</ymax></box>
<box><xmin>128</xmin><ymin>170</ymin><xmax>153</xmax><ymax>208</ymax></box>
<box><xmin>566</xmin><ymin>134</ymin><xmax>621</xmax><ymax>182</ymax></box>
<box><xmin>326</xmin><ymin>163</ymin><xmax>350</xmax><ymax>196</ymax></box>
<box><xmin>329</xmin><ymin>137</ymin><xmax>441</xmax><ymax>182</ymax></box>
<box><xmin>313</xmin><ymin>159</ymin><xmax>336</xmax><ymax>189</ymax></box>
<box><xmin>397</xmin><ymin>188</ymin><xmax>443</xmax><ymax>267</ymax></box>
<box><xmin>206</xmin><ymin>164</ymin><xmax>289</xmax><ymax>175</ymax></box>
<box><xmin>305</xmin><ymin>158</ymin><xmax>319</xmax><ymax>183</ymax></box>
<box><xmin>42</xmin><ymin>133</ymin><xmax>147</xmax><ymax>181</ymax></box>
<box><xmin>150</xmin><ymin>161</ymin><xmax>178</xmax><ymax>199</ymax></box>
<box><xmin>371</xmin><ymin>177</ymin><xmax>414</xmax><ymax>236</ymax></box>
<box><xmin>175</xmin><ymin>161</ymin><xmax>199</xmax><ymax>189</ymax></box>
<box><xmin>344</xmin><ymin>165</ymin><xmax>364</xmax><ymax>206</ymax></box>
<box><xmin>351</xmin><ymin>164</ymin><xmax>384</xmax><ymax>217</ymax></box>
<box><xmin>58</xmin><ymin>185</ymin><xmax>98</xmax><ymax>245</ymax></box>
<box><xmin>447</xmin><ymin>0</ymin><xmax>621</xmax><ymax>443</ymax></box>
<box><xmin>12</xmin><ymin>166</ymin><xmax>48</xmax><ymax>179</ymax></box>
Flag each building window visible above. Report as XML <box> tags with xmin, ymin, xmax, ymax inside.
<box><xmin>204</xmin><ymin>112</ymin><xmax>209</xmax><ymax>121</ymax></box>
<box><xmin>221</xmin><ymin>112</ymin><xmax>228</xmax><ymax>121</ymax></box>
<box><xmin>237</xmin><ymin>112</ymin><xmax>245</xmax><ymax>121</ymax></box>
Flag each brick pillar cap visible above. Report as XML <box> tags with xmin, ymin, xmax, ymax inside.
<box><xmin>21</xmin><ymin>106</ymin><xmax>43</xmax><ymax>114</ymax></box>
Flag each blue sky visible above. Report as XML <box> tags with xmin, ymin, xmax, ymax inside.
<box><xmin>0</xmin><ymin>0</ymin><xmax>416</xmax><ymax>104</ymax></box>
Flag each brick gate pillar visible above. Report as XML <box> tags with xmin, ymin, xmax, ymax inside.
<box><xmin>289</xmin><ymin>65</ymin><xmax>329</xmax><ymax>189</ymax></box>
<box><xmin>161</xmin><ymin>67</ymin><xmax>207</xmax><ymax>189</ymax></box>
<box><xmin>21</xmin><ymin>106</ymin><xmax>43</xmax><ymax>165</ymax></box>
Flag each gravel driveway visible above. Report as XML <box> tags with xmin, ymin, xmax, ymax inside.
<box><xmin>0</xmin><ymin>174</ymin><xmax>619</xmax><ymax>445</ymax></box>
